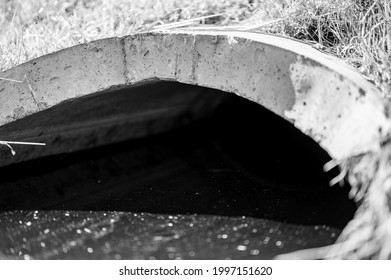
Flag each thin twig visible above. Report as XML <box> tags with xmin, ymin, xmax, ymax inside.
<box><xmin>0</xmin><ymin>141</ymin><xmax>46</xmax><ymax>146</ymax></box>
<box><xmin>0</xmin><ymin>77</ymin><xmax>24</xmax><ymax>83</ymax></box>
<box><xmin>182</xmin><ymin>17</ymin><xmax>288</xmax><ymax>31</ymax></box>
<box><xmin>0</xmin><ymin>141</ymin><xmax>46</xmax><ymax>156</ymax></box>
<box><xmin>152</xmin><ymin>13</ymin><xmax>226</xmax><ymax>30</ymax></box>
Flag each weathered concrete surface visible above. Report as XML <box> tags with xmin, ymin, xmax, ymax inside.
<box><xmin>0</xmin><ymin>30</ymin><xmax>389</xmax><ymax>166</ymax></box>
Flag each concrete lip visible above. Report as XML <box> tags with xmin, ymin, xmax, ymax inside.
<box><xmin>0</xmin><ymin>29</ymin><xmax>389</xmax><ymax>259</ymax></box>
<box><xmin>0</xmin><ymin>30</ymin><xmax>389</xmax><ymax>165</ymax></box>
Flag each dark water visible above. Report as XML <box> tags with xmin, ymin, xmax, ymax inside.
<box><xmin>0</xmin><ymin>90</ymin><xmax>356</xmax><ymax>259</ymax></box>
<box><xmin>0</xmin><ymin>211</ymin><xmax>340</xmax><ymax>260</ymax></box>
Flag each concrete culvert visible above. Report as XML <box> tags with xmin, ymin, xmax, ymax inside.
<box><xmin>0</xmin><ymin>30</ymin><xmax>390</xmax><ymax>260</ymax></box>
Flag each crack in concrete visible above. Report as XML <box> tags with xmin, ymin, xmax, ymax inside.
<box><xmin>2</xmin><ymin>74</ymin><xmax>44</xmax><ymax>111</ymax></box>
<box><xmin>190</xmin><ymin>35</ymin><xmax>198</xmax><ymax>83</ymax></box>
<box><xmin>120</xmin><ymin>37</ymin><xmax>130</xmax><ymax>84</ymax></box>
<box><xmin>174</xmin><ymin>52</ymin><xmax>179</xmax><ymax>79</ymax></box>
<box><xmin>24</xmin><ymin>75</ymin><xmax>43</xmax><ymax>110</ymax></box>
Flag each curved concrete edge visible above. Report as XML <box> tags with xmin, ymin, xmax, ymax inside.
<box><xmin>0</xmin><ymin>29</ymin><xmax>389</xmax><ymax>162</ymax></box>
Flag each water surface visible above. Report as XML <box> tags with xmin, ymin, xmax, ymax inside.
<box><xmin>0</xmin><ymin>90</ymin><xmax>356</xmax><ymax>259</ymax></box>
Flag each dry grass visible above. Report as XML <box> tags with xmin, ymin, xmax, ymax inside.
<box><xmin>0</xmin><ymin>0</ymin><xmax>258</xmax><ymax>70</ymax></box>
<box><xmin>1</xmin><ymin>0</ymin><xmax>390</xmax><ymax>94</ymax></box>
<box><xmin>256</xmin><ymin>0</ymin><xmax>391</xmax><ymax>95</ymax></box>
<box><xmin>1</xmin><ymin>0</ymin><xmax>391</xmax><ymax>259</ymax></box>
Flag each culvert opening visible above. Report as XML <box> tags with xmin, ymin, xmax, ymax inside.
<box><xmin>0</xmin><ymin>80</ymin><xmax>357</xmax><ymax>258</ymax></box>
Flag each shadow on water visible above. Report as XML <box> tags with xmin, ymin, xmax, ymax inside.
<box><xmin>0</xmin><ymin>82</ymin><xmax>356</xmax><ymax>229</ymax></box>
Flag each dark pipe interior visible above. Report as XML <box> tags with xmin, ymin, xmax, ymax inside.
<box><xmin>0</xmin><ymin>81</ymin><xmax>356</xmax><ymax>229</ymax></box>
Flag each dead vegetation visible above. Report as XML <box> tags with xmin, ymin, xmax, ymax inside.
<box><xmin>256</xmin><ymin>0</ymin><xmax>391</xmax><ymax>96</ymax></box>
<box><xmin>1</xmin><ymin>0</ymin><xmax>390</xmax><ymax>94</ymax></box>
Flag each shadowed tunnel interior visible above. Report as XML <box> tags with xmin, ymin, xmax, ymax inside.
<box><xmin>0</xmin><ymin>81</ymin><xmax>356</xmax><ymax>229</ymax></box>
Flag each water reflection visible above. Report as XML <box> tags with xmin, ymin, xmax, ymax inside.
<box><xmin>0</xmin><ymin>211</ymin><xmax>340</xmax><ymax>260</ymax></box>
